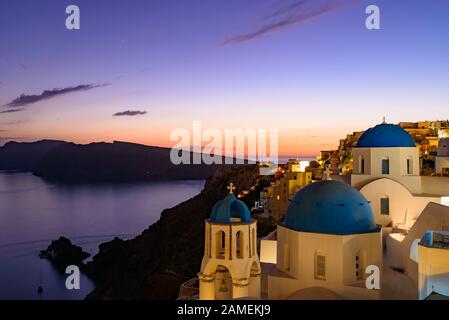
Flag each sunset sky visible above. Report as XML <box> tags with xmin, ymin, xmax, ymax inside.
<box><xmin>1</xmin><ymin>0</ymin><xmax>449</xmax><ymax>156</ymax></box>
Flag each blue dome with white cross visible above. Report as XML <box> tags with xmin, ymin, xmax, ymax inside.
<box><xmin>210</xmin><ymin>185</ymin><xmax>252</xmax><ymax>223</ymax></box>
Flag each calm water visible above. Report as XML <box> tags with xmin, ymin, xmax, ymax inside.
<box><xmin>0</xmin><ymin>172</ymin><xmax>204</xmax><ymax>300</ymax></box>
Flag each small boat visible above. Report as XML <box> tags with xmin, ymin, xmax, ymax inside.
<box><xmin>38</xmin><ymin>270</ymin><xmax>44</xmax><ymax>294</ymax></box>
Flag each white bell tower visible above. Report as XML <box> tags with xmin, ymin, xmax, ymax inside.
<box><xmin>198</xmin><ymin>183</ymin><xmax>261</xmax><ymax>300</ymax></box>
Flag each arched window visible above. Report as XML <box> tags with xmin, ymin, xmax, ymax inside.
<box><xmin>216</xmin><ymin>230</ymin><xmax>226</xmax><ymax>259</ymax></box>
<box><xmin>236</xmin><ymin>231</ymin><xmax>244</xmax><ymax>259</ymax></box>
<box><xmin>214</xmin><ymin>265</ymin><xmax>232</xmax><ymax>299</ymax></box>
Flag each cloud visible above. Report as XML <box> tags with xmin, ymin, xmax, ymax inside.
<box><xmin>113</xmin><ymin>110</ymin><xmax>147</xmax><ymax>117</ymax></box>
<box><xmin>0</xmin><ymin>109</ymin><xmax>24</xmax><ymax>114</ymax></box>
<box><xmin>262</xmin><ymin>0</ymin><xmax>306</xmax><ymax>20</ymax></box>
<box><xmin>222</xmin><ymin>0</ymin><xmax>355</xmax><ymax>45</ymax></box>
<box><xmin>4</xmin><ymin>84</ymin><xmax>108</xmax><ymax>108</ymax></box>
<box><xmin>0</xmin><ymin>120</ymin><xmax>28</xmax><ymax>125</ymax></box>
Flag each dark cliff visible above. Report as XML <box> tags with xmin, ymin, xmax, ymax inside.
<box><xmin>33</xmin><ymin>141</ymin><xmax>223</xmax><ymax>181</ymax></box>
<box><xmin>82</xmin><ymin>165</ymin><xmax>273</xmax><ymax>299</ymax></box>
<box><xmin>0</xmin><ymin>140</ymin><xmax>66</xmax><ymax>171</ymax></box>
<box><xmin>0</xmin><ymin>140</ymin><xmax>224</xmax><ymax>181</ymax></box>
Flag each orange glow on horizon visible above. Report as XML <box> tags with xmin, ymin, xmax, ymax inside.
<box><xmin>12</xmin><ymin>131</ymin><xmax>334</xmax><ymax>159</ymax></box>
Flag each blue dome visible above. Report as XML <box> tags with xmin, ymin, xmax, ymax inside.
<box><xmin>284</xmin><ymin>180</ymin><xmax>378</xmax><ymax>235</ymax></box>
<box><xmin>210</xmin><ymin>193</ymin><xmax>252</xmax><ymax>223</ymax></box>
<box><xmin>357</xmin><ymin>123</ymin><xmax>415</xmax><ymax>148</ymax></box>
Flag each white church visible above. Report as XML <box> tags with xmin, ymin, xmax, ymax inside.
<box><xmin>195</xmin><ymin>122</ymin><xmax>449</xmax><ymax>300</ymax></box>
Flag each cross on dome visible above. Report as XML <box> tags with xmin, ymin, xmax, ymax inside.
<box><xmin>227</xmin><ymin>182</ymin><xmax>236</xmax><ymax>194</ymax></box>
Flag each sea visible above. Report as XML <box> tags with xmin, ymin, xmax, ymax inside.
<box><xmin>0</xmin><ymin>172</ymin><xmax>204</xmax><ymax>300</ymax></box>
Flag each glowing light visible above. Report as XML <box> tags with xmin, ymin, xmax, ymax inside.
<box><xmin>298</xmin><ymin>160</ymin><xmax>310</xmax><ymax>172</ymax></box>
<box><xmin>442</xmin><ymin>197</ymin><xmax>449</xmax><ymax>207</ymax></box>
<box><xmin>439</xmin><ymin>129</ymin><xmax>449</xmax><ymax>138</ymax></box>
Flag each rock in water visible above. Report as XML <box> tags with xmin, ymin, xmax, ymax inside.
<box><xmin>39</xmin><ymin>236</ymin><xmax>90</xmax><ymax>271</ymax></box>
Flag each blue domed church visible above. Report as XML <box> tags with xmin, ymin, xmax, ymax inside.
<box><xmin>198</xmin><ymin>178</ymin><xmax>382</xmax><ymax>300</ymax></box>
<box><xmin>195</xmin><ymin>121</ymin><xmax>449</xmax><ymax>300</ymax></box>
<box><xmin>350</xmin><ymin>121</ymin><xmax>423</xmax><ymax>230</ymax></box>
<box><xmin>263</xmin><ymin>174</ymin><xmax>382</xmax><ymax>300</ymax></box>
<box><xmin>350</xmin><ymin>122</ymin><xmax>449</xmax><ymax>296</ymax></box>
<box><xmin>352</xmin><ymin>122</ymin><xmax>419</xmax><ymax>182</ymax></box>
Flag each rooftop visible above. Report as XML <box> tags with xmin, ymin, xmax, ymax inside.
<box><xmin>419</xmin><ymin>230</ymin><xmax>449</xmax><ymax>250</ymax></box>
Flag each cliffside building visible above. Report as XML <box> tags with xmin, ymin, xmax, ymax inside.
<box><xmin>259</xmin><ymin>160</ymin><xmax>312</xmax><ymax>221</ymax></box>
<box><xmin>192</xmin><ymin>121</ymin><xmax>449</xmax><ymax>300</ymax></box>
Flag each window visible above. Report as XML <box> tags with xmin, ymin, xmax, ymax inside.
<box><xmin>381</xmin><ymin>159</ymin><xmax>390</xmax><ymax>175</ymax></box>
<box><xmin>407</xmin><ymin>158</ymin><xmax>412</xmax><ymax>175</ymax></box>
<box><xmin>216</xmin><ymin>231</ymin><xmax>226</xmax><ymax>259</ymax></box>
<box><xmin>252</xmin><ymin>228</ymin><xmax>256</xmax><ymax>257</ymax></box>
<box><xmin>315</xmin><ymin>253</ymin><xmax>326</xmax><ymax>280</ymax></box>
<box><xmin>360</xmin><ymin>157</ymin><xmax>365</xmax><ymax>174</ymax></box>
<box><xmin>380</xmin><ymin>197</ymin><xmax>389</xmax><ymax>215</ymax></box>
<box><xmin>236</xmin><ymin>231</ymin><xmax>243</xmax><ymax>259</ymax></box>
<box><xmin>356</xmin><ymin>251</ymin><xmax>366</xmax><ymax>280</ymax></box>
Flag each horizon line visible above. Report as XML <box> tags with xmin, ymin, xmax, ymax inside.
<box><xmin>0</xmin><ymin>138</ymin><xmax>319</xmax><ymax>159</ymax></box>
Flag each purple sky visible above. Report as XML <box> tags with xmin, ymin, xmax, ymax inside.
<box><xmin>0</xmin><ymin>0</ymin><xmax>448</xmax><ymax>156</ymax></box>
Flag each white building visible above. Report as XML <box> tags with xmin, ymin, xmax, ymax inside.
<box><xmin>198</xmin><ymin>184</ymin><xmax>261</xmax><ymax>300</ymax></box>
<box><xmin>351</xmin><ymin>122</ymin><xmax>449</xmax><ymax>227</ymax></box>
<box><xmin>418</xmin><ymin>231</ymin><xmax>449</xmax><ymax>299</ymax></box>
<box><xmin>199</xmin><ymin>178</ymin><xmax>384</xmax><ymax>300</ymax></box>
<box><xmin>435</xmin><ymin>136</ymin><xmax>449</xmax><ymax>176</ymax></box>
<box><xmin>264</xmin><ymin>179</ymin><xmax>382</xmax><ymax>300</ymax></box>
<box><xmin>349</xmin><ymin>122</ymin><xmax>449</xmax><ymax>292</ymax></box>
<box><xmin>195</xmin><ymin>122</ymin><xmax>449</xmax><ymax>300</ymax></box>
